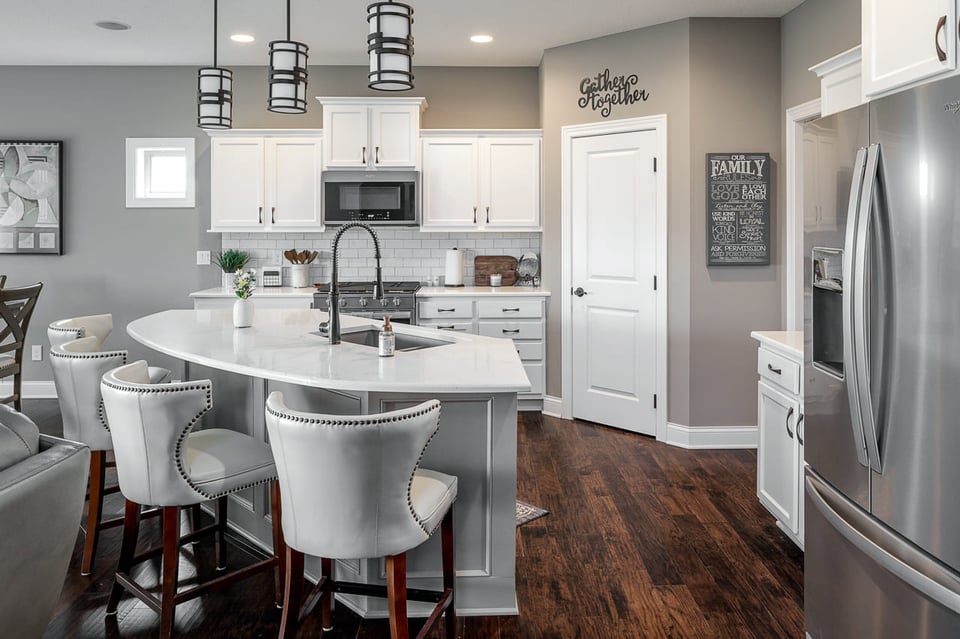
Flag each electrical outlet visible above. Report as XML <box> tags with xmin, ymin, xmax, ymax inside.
<box><xmin>31</xmin><ymin>345</ymin><xmax>42</xmax><ymax>361</ymax></box>
<box><xmin>197</xmin><ymin>250</ymin><xmax>211</xmax><ymax>265</ymax></box>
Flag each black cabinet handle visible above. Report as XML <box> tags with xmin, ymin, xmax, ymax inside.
<box><xmin>785</xmin><ymin>406</ymin><xmax>795</xmax><ymax>439</ymax></box>
<box><xmin>473</xmin><ymin>206</ymin><xmax>477</xmax><ymax>224</ymax></box>
<box><xmin>362</xmin><ymin>146</ymin><xmax>367</xmax><ymax>164</ymax></box>
<box><xmin>486</xmin><ymin>206</ymin><xmax>490</xmax><ymax>224</ymax></box>
<box><xmin>437</xmin><ymin>325</ymin><xmax>455</xmax><ymax>330</ymax></box>
<box><xmin>438</xmin><ymin>308</ymin><xmax>455</xmax><ymax>312</ymax></box>
<box><xmin>375</xmin><ymin>146</ymin><xmax>380</xmax><ymax>164</ymax></box>
<box><xmin>767</xmin><ymin>363</ymin><xmax>782</xmax><ymax>375</ymax></box>
<box><xmin>797</xmin><ymin>413</ymin><xmax>805</xmax><ymax>445</ymax></box>
<box><xmin>502</xmin><ymin>329</ymin><xmax>520</xmax><ymax>335</ymax></box>
<box><xmin>502</xmin><ymin>307</ymin><xmax>520</xmax><ymax>312</ymax></box>
<box><xmin>258</xmin><ymin>206</ymin><xmax>263</xmax><ymax>224</ymax></box>
<box><xmin>271</xmin><ymin>207</ymin><xmax>276</xmax><ymax>224</ymax></box>
<box><xmin>936</xmin><ymin>15</ymin><xmax>947</xmax><ymax>62</ymax></box>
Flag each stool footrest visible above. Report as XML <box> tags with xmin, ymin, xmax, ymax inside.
<box><xmin>333</xmin><ymin>580</ymin><xmax>447</xmax><ymax>604</ymax></box>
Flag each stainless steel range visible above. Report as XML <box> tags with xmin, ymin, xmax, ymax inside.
<box><xmin>313</xmin><ymin>281</ymin><xmax>421</xmax><ymax>325</ymax></box>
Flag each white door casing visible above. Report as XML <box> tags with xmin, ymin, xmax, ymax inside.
<box><xmin>785</xmin><ymin>98</ymin><xmax>821</xmax><ymax>331</ymax></box>
<box><xmin>562</xmin><ymin>116</ymin><xmax>667</xmax><ymax>438</ymax></box>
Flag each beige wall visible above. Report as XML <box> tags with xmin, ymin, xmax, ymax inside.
<box><xmin>781</xmin><ymin>0</ymin><xmax>861</xmax><ymax>110</ymax></box>
<box><xmin>688</xmin><ymin>18</ymin><xmax>782</xmax><ymax>426</ymax></box>
<box><xmin>539</xmin><ymin>20</ymin><xmax>693</xmax><ymax>423</ymax></box>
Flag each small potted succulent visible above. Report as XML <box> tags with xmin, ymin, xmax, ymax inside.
<box><xmin>216</xmin><ymin>249</ymin><xmax>251</xmax><ymax>292</ymax></box>
<box><xmin>232</xmin><ymin>268</ymin><xmax>257</xmax><ymax>328</ymax></box>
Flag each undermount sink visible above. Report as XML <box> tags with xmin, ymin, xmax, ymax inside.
<box><xmin>330</xmin><ymin>328</ymin><xmax>453</xmax><ymax>352</ymax></box>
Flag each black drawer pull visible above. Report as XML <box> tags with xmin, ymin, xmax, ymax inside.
<box><xmin>767</xmin><ymin>363</ymin><xmax>782</xmax><ymax>375</ymax></box>
<box><xmin>502</xmin><ymin>329</ymin><xmax>520</xmax><ymax>335</ymax></box>
<box><xmin>502</xmin><ymin>307</ymin><xmax>520</xmax><ymax>312</ymax></box>
<box><xmin>438</xmin><ymin>308</ymin><xmax>456</xmax><ymax>312</ymax></box>
<box><xmin>438</xmin><ymin>325</ymin><xmax>455</xmax><ymax>330</ymax></box>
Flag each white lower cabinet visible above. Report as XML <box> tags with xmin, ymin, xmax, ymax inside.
<box><xmin>754</xmin><ymin>338</ymin><xmax>805</xmax><ymax>549</ymax></box>
<box><xmin>417</xmin><ymin>293</ymin><xmax>547</xmax><ymax>410</ymax></box>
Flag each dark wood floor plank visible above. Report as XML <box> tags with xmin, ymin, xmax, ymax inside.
<box><xmin>22</xmin><ymin>400</ymin><xmax>803</xmax><ymax>639</ymax></box>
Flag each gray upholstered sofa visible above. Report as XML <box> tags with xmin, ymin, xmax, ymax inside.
<box><xmin>0</xmin><ymin>404</ymin><xmax>89</xmax><ymax>639</ymax></box>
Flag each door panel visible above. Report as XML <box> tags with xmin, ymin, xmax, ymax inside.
<box><xmin>266</xmin><ymin>138</ymin><xmax>321</xmax><ymax>227</ymax></box>
<box><xmin>869</xmin><ymin>77</ymin><xmax>960</xmax><ymax>573</ymax></box>
<box><xmin>803</xmin><ymin>106</ymin><xmax>871</xmax><ymax>509</ymax></box>
<box><xmin>757</xmin><ymin>381</ymin><xmax>800</xmax><ymax>531</ymax></box>
<box><xmin>210</xmin><ymin>138</ymin><xmax>263</xmax><ymax>228</ymax></box>
<box><xmin>371</xmin><ymin>106</ymin><xmax>417</xmax><ymax>168</ymax></box>
<box><xmin>571</xmin><ymin>130</ymin><xmax>657</xmax><ymax>434</ymax></box>
<box><xmin>481</xmin><ymin>138</ymin><xmax>541</xmax><ymax>228</ymax></box>
<box><xmin>421</xmin><ymin>138</ymin><xmax>478</xmax><ymax>227</ymax></box>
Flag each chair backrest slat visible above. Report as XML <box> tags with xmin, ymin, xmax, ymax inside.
<box><xmin>0</xmin><ymin>283</ymin><xmax>43</xmax><ymax>350</ymax></box>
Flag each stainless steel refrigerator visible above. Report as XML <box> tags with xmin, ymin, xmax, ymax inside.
<box><xmin>804</xmin><ymin>74</ymin><xmax>960</xmax><ymax>638</ymax></box>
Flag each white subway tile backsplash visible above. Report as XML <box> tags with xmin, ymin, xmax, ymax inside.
<box><xmin>222</xmin><ymin>228</ymin><xmax>541</xmax><ymax>286</ymax></box>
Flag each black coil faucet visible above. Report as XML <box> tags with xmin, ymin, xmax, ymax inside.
<box><xmin>319</xmin><ymin>222</ymin><xmax>384</xmax><ymax>344</ymax></box>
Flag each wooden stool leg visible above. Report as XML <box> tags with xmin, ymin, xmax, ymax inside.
<box><xmin>215</xmin><ymin>496</ymin><xmax>228</xmax><ymax>570</ymax></box>
<box><xmin>81</xmin><ymin>450</ymin><xmax>107</xmax><ymax>575</ymax></box>
<box><xmin>270</xmin><ymin>481</ymin><xmax>286</xmax><ymax>607</ymax></box>
<box><xmin>441</xmin><ymin>508</ymin><xmax>456</xmax><ymax>639</ymax></box>
<box><xmin>159</xmin><ymin>506</ymin><xmax>181</xmax><ymax>639</ymax></box>
<box><xmin>279</xmin><ymin>547</ymin><xmax>305</xmax><ymax>639</ymax></box>
<box><xmin>189</xmin><ymin>504</ymin><xmax>203</xmax><ymax>540</ymax></box>
<box><xmin>386</xmin><ymin>553</ymin><xmax>409</xmax><ymax>639</ymax></box>
<box><xmin>106</xmin><ymin>498</ymin><xmax>142</xmax><ymax>615</ymax></box>
<box><xmin>320</xmin><ymin>557</ymin><xmax>333</xmax><ymax>631</ymax></box>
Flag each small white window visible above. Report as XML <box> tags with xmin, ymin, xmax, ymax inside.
<box><xmin>125</xmin><ymin>138</ymin><xmax>196</xmax><ymax>208</ymax></box>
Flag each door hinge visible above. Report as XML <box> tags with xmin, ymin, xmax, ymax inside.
<box><xmin>653</xmin><ymin>157</ymin><xmax>658</xmax><ymax>173</ymax></box>
<box><xmin>653</xmin><ymin>394</ymin><xmax>657</xmax><ymax>409</ymax></box>
<box><xmin>653</xmin><ymin>275</ymin><xmax>657</xmax><ymax>290</ymax></box>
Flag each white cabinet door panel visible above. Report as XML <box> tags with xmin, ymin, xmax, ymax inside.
<box><xmin>323</xmin><ymin>106</ymin><xmax>368</xmax><ymax>168</ymax></box>
<box><xmin>421</xmin><ymin>138</ymin><xmax>479</xmax><ymax>227</ymax></box>
<box><xmin>266</xmin><ymin>138</ymin><xmax>321</xmax><ymax>227</ymax></box>
<box><xmin>211</xmin><ymin>138</ymin><xmax>264</xmax><ymax>228</ymax></box>
<box><xmin>371</xmin><ymin>105</ymin><xmax>418</xmax><ymax>168</ymax></box>
<box><xmin>757</xmin><ymin>381</ymin><xmax>801</xmax><ymax>533</ymax></box>
<box><xmin>481</xmin><ymin>138</ymin><xmax>541</xmax><ymax>228</ymax></box>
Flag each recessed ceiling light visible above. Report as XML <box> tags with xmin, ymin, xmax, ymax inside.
<box><xmin>470</xmin><ymin>34</ymin><xmax>493</xmax><ymax>44</ymax></box>
<box><xmin>95</xmin><ymin>21</ymin><xmax>131</xmax><ymax>31</ymax></box>
<box><xmin>230</xmin><ymin>33</ymin><xmax>255</xmax><ymax>43</ymax></box>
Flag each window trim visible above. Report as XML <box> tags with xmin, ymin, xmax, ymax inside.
<box><xmin>125</xmin><ymin>137</ymin><xmax>196</xmax><ymax>208</ymax></box>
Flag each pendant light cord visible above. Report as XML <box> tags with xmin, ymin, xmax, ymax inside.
<box><xmin>286</xmin><ymin>0</ymin><xmax>291</xmax><ymax>41</ymax></box>
<box><xmin>213</xmin><ymin>0</ymin><xmax>219</xmax><ymax>68</ymax></box>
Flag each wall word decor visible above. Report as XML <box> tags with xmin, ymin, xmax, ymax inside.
<box><xmin>0</xmin><ymin>141</ymin><xmax>63</xmax><ymax>255</ymax></box>
<box><xmin>706</xmin><ymin>152</ymin><xmax>771</xmax><ymax>266</ymax></box>
<box><xmin>578</xmin><ymin>68</ymin><xmax>650</xmax><ymax>118</ymax></box>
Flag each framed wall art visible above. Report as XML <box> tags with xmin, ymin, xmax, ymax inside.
<box><xmin>0</xmin><ymin>140</ymin><xmax>63</xmax><ymax>255</ymax></box>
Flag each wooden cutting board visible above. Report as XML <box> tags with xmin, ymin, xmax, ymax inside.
<box><xmin>474</xmin><ymin>256</ymin><xmax>518</xmax><ymax>286</ymax></box>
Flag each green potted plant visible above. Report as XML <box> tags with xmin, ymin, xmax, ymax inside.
<box><xmin>216</xmin><ymin>249</ymin><xmax>250</xmax><ymax>291</ymax></box>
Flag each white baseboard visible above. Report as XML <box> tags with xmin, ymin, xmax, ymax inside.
<box><xmin>541</xmin><ymin>395</ymin><xmax>563</xmax><ymax>418</ymax></box>
<box><xmin>0</xmin><ymin>380</ymin><xmax>57</xmax><ymax>399</ymax></box>
<box><xmin>664</xmin><ymin>422</ymin><xmax>757</xmax><ymax>450</ymax></box>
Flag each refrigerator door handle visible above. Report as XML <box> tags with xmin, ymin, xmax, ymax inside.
<box><xmin>842</xmin><ymin>147</ymin><xmax>870</xmax><ymax>468</ymax></box>
<box><xmin>854</xmin><ymin>144</ymin><xmax>884</xmax><ymax>472</ymax></box>
<box><xmin>806</xmin><ymin>473</ymin><xmax>960</xmax><ymax>614</ymax></box>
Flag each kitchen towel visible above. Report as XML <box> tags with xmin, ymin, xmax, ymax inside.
<box><xmin>444</xmin><ymin>248</ymin><xmax>464</xmax><ymax>286</ymax></box>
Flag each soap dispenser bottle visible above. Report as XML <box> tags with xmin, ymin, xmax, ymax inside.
<box><xmin>379</xmin><ymin>315</ymin><xmax>395</xmax><ymax>357</ymax></box>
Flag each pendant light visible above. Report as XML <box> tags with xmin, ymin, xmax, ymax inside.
<box><xmin>268</xmin><ymin>0</ymin><xmax>309</xmax><ymax>114</ymax></box>
<box><xmin>367</xmin><ymin>0</ymin><xmax>414</xmax><ymax>91</ymax></box>
<box><xmin>197</xmin><ymin>0</ymin><xmax>233</xmax><ymax>129</ymax></box>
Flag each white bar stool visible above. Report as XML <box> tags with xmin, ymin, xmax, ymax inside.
<box><xmin>265</xmin><ymin>393</ymin><xmax>457</xmax><ymax>639</ymax></box>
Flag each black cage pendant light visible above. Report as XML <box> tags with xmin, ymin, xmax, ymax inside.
<box><xmin>268</xmin><ymin>0</ymin><xmax>309</xmax><ymax>114</ymax></box>
<box><xmin>197</xmin><ymin>0</ymin><xmax>233</xmax><ymax>129</ymax></box>
<box><xmin>367</xmin><ymin>0</ymin><xmax>414</xmax><ymax>91</ymax></box>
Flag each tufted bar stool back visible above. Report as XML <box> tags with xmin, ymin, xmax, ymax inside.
<box><xmin>49</xmin><ymin>336</ymin><xmax>170</xmax><ymax>575</ymax></box>
<box><xmin>101</xmin><ymin>361</ymin><xmax>286</xmax><ymax>639</ymax></box>
<box><xmin>47</xmin><ymin>313</ymin><xmax>113</xmax><ymax>350</ymax></box>
<box><xmin>265</xmin><ymin>392</ymin><xmax>458</xmax><ymax>639</ymax></box>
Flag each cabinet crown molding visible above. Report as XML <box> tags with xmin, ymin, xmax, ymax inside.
<box><xmin>420</xmin><ymin>129</ymin><xmax>543</xmax><ymax>137</ymax></box>
<box><xmin>810</xmin><ymin>45</ymin><xmax>862</xmax><ymax>78</ymax></box>
<box><xmin>316</xmin><ymin>96</ymin><xmax>428</xmax><ymax>111</ymax></box>
<box><xmin>205</xmin><ymin>128</ymin><xmax>322</xmax><ymax>137</ymax></box>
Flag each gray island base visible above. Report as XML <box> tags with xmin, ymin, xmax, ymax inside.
<box><xmin>126</xmin><ymin>309</ymin><xmax>526</xmax><ymax>618</ymax></box>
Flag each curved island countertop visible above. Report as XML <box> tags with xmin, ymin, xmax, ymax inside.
<box><xmin>127</xmin><ymin>308</ymin><xmax>531</xmax><ymax>394</ymax></box>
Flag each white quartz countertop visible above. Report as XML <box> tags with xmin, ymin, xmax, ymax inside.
<box><xmin>191</xmin><ymin>286</ymin><xmax>551</xmax><ymax>298</ymax></box>
<box><xmin>128</xmin><ymin>309</ymin><xmax>531</xmax><ymax>394</ymax></box>
<box><xmin>417</xmin><ymin>286</ymin><xmax>551</xmax><ymax>297</ymax></box>
<box><xmin>190</xmin><ymin>287</ymin><xmax>314</xmax><ymax>298</ymax></box>
<box><xmin>750</xmin><ymin>330</ymin><xmax>803</xmax><ymax>360</ymax></box>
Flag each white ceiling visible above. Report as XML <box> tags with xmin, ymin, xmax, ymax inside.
<box><xmin>4</xmin><ymin>0</ymin><xmax>804</xmax><ymax>67</ymax></box>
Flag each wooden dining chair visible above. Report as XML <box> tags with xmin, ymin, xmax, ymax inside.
<box><xmin>0</xmin><ymin>282</ymin><xmax>43</xmax><ymax>412</ymax></box>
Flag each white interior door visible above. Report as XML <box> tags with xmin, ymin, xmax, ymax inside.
<box><xmin>571</xmin><ymin>130</ymin><xmax>658</xmax><ymax>434</ymax></box>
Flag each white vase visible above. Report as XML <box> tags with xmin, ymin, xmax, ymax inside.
<box><xmin>289</xmin><ymin>264</ymin><xmax>310</xmax><ymax>288</ymax></box>
<box><xmin>222</xmin><ymin>271</ymin><xmax>237</xmax><ymax>293</ymax></box>
<box><xmin>233</xmin><ymin>298</ymin><xmax>254</xmax><ymax>328</ymax></box>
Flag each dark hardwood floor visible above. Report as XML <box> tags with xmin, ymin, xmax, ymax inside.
<box><xmin>22</xmin><ymin>399</ymin><xmax>803</xmax><ymax>639</ymax></box>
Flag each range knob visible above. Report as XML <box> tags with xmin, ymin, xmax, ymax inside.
<box><xmin>339</xmin><ymin>298</ymin><xmax>348</xmax><ymax>307</ymax></box>
<box><xmin>359</xmin><ymin>297</ymin><xmax>368</xmax><ymax>307</ymax></box>
<box><xmin>381</xmin><ymin>298</ymin><xmax>389</xmax><ymax>307</ymax></box>
<box><xmin>393</xmin><ymin>297</ymin><xmax>401</xmax><ymax>307</ymax></box>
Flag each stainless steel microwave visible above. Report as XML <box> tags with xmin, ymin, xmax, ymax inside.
<box><xmin>321</xmin><ymin>171</ymin><xmax>418</xmax><ymax>226</ymax></box>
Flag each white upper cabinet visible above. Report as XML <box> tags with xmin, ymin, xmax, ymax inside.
<box><xmin>862</xmin><ymin>0</ymin><xmax>958</xmax><ymax>96</ymax></box>
<box><xmin>421</xmin><ymin>131</ymin><xmax>542</xmax><ymax>231</ymax></box>
<box><xmin>208</xmin><ymin>131</ymin><xmax>322</xmax><ymax>232</ymax></box>
<box><xmin>318</xmin><ymin>97</ymin><xmax>424</xmax><ymax>170</ymax></box>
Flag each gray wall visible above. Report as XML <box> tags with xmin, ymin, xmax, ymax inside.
<box><xmin>539</xmin><ymin>20</ymin><xmax>694</xmax><ymax>423</ymax></box>
<box><xmin>688</xmin><ymin>18</ymin><xmax>782</xmax><ymax>426</ymax></box>
<box><xmin>0</xmin><ymin>64</ymin><xmax>539</xmax><ymax>382</ymax></box>
<box><xmin>781</xmin><ymin>0</ymin><xmax>861</xmax><ymax>109</ymax></box>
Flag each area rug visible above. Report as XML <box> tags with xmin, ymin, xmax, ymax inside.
<box><xmin>516</xmin><ymin>500</ymin><xmax>549</xmax><ymax>526</ymax></box>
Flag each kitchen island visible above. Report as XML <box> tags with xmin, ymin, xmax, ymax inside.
<box><xmin>127</xmin><ymin>308</ymin><xmax>529</xmax><ymax>618</ymax></box>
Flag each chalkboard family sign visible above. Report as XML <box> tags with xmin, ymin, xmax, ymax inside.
<box><xmin>706</xmin><ymin>152</ymin><xmax>771</xmax><ymax>266</ymax></box>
